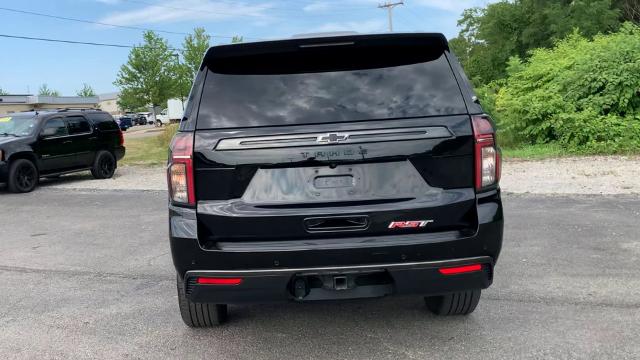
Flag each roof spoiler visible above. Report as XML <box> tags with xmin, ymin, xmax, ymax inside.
<box><xmin>201</xmin><ymin>33</ymin><xmax>449</xmax><ymax>74</ymax></box>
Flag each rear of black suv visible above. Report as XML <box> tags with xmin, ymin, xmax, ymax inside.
<box><xmin>168</xmin><ymin>33</ymin><xmax>503</xmax><ymax>327</ymax></box>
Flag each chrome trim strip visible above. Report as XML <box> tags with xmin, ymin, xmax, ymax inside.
<box><xmin>215</xmin><ymin>126</ymin><xmax>453</xmax><ymax>150</ymax></box>
<box><xmin>185</xmin><ymin>256</ymin><xmax>492</xmax><ymax>276</ymax></box>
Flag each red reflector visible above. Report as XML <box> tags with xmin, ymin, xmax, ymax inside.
<box><xmin>196</xmin><ymin>277</ymin><xmax>243</xmax><ymax>285</ymax></box>
<box><xmin>438</xmin><ymin>264</ymin><xmax>482</xmax><ymax>275</ymax></box>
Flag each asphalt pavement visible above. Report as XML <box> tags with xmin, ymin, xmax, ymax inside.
<box><xmin>0</xmin><ymin>189</ymin><xmax>638</xmax><ymax>359</ymax></box>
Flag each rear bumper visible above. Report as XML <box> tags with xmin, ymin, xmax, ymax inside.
<box><xmin>170</xmin><ymin>190</ymin><xmax>503</xmax><ymax>304</ymax></box>
<box><xmin>184</xmin><ymin>256</ymin><xmax>493</xmax><ymax>303</ymax></box>
<box><xmin>114</xmin><ymin>146</ymin><xmax>126</xmax><ymax>161</ymax></box>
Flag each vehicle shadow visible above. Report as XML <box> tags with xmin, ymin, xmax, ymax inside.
<box><xmin>174</xmin><ymin>296</ymin><xmax>486</xmax><ymax>359</ymax></box>
<box><xmin>0</xmin><ymin>171</ymin><xmax>111</xmax><ymax>194</ymax></box>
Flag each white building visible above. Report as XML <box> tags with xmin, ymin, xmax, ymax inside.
<box><xmin>97</xmin><ymin>92</ymin><xmax>120</xmax><ymax>115</ymax></box>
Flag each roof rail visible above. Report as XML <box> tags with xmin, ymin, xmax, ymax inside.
<box><xmin>55</xmin><ymin>107</ymin><xmax>99</xmax><ymax>112</ymax></box>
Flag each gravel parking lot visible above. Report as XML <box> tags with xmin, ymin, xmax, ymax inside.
<box><xmin>43</xmin><ymin>155</ymin><xmax>640</xmax><ymax>194</ymax></box>
<box><xmin>0</xmin><ymin>190</ymin><xmax>638</xmax><ymax>359</ymax></box>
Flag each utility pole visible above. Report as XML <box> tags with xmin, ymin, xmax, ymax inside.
<box><xmin>378</xmin><ymin>1</ymin><xmax>404</xmax><ymax>32</ymax></box>
<box><xmin>172</xmin><ymin>52</ymin><xmax>185</xmax><ymax>112</ymax></box>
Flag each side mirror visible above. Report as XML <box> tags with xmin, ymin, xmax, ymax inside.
<box><xmin>40</xmin><ymin>127</ymin><xmax>58</xmax><ymax>138</ymax></box>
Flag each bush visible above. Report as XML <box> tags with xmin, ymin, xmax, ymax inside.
<box><xmin>490</xmin><ymin>23</ymin><xmax>640</xmax><ymax>153</ymax></box>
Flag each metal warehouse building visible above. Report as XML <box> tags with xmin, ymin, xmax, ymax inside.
<box><xmin>0</xmin><ymin>94</ymin><xmax>99</xmax><ymax>114</ymax></box>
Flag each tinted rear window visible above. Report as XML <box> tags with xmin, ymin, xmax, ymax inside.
<box><xmin>197</xmin><ymin>41</ymin><xmax>466</xmax><ymax>129</ymax></box>
<box><xmin>87</xmin><ymin>113</ymin><xmax>118</xmax><ymax>131</ymax></box>
<box><xmin>66</xmin><ymin>116</ymin><xmax>92</xmax><ymax>135</ymax></box>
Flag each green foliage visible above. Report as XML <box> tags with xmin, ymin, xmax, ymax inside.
<box><xmin>38</xmin><ymin>84</ymin><xmax>60</xmax><ymax>96</ymax></box>
<box><xmin>175</xmin><ymin>27</ymin><xmax>211</xmax><ymax>100</ymax></box>
<box><xmin>117</xmin><ymin>87</ymin><xmax>147</xmax><ymax>112</ymax></box>
<box><xmin>0</xmin><ymin>87</ymin><xmax>8</xmax><ymax>95</ymax></box>
<box><xmin>231</xmin><ymin>36</ymin><xmax>243</xmax><ymax>43</ymax></box>
<box><xmin>492</xmin><ymin>24</ymin><xmax>640</xmax><ymax>153</ymax></box>
<box><xmin>453</xmin><ymin>0</ymin><xmax>622</xmax><ymax>86</ymax></box>
<box><xmin>114</xmin><ymin>31</ymin><xmax>176</xmax><ymax>108</ymax></box>
<box><xmin>182</xmin><ymin>28</ymin><xmax>210</xmax><ymax>76</ymax></box>
<box><xmin>76</xmin><ymin>83</ymin><xmax>96</xmax><ymax>97</ymax></box>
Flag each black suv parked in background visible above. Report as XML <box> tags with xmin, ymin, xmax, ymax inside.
<box><xmin>168</xmin><ymin>33</ymin><xmax>503</xmax><ymax>326</ymax></box>
<box><xmin>0</xmin><ymin>110</ymin><xmax>125</xmax><ymax>193</ymax></box>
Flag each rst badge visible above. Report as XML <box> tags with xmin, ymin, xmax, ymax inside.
<box><xmin>388</xmin><ymin>220</ymin><xmax>434</xmax><ymax>229</ymax></box>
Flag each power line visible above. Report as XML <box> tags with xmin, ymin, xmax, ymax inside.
<box><xmin>396</xmin><ymin>8</ymin><xmax>423</xmax><ymax>31</ymax></box>
<box><xmin>0</xmin><ymin>6</ymin><xmax>189</xmax><ymax>36</ymax></box>
<box><xmin>119</xmin><ymin>0</ymin><xmax>273</xmax><ymax>19</ymax></box>
<box><xmin>113</xmin><ymin>0</ymin><xmax>267</xmax><ymax>40</ymax></box>
<box><xmin>0</xmin><ymin>6</ymin><xmax>261</xmax><ymax>40</ymax></box>
<box><xmin>118</xmin><ymin>0</ymin><xmax>373</xmax><ymax>18</ymax></box>
<box><xmin>0</xmin><ymin>33</ymin><xmax>182</xmax><ymax>51</ymax></box>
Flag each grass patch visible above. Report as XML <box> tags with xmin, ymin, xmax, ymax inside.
<box><xmin>502</xmin><ymin>143</ymin><xmax>640</xmax><ymax>160</ymax></box>
<box><xmin>120</xmin><ymin>125</ymin><xmax>178</xmax><ymax>166</ymax></box>
<box><xmin>120</xmin><ymin>136</ymin><xmax>168</xmax><ymax>166</ymax></box>
<box><xmin>502</xmin><ymin>143</ymin><xmax>569</xmax><ymax>160</ymax></box>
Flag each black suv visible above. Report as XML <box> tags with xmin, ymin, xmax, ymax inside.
<box><xmin>168</xmin><ymin>33</ymin><xmax>503</xmax><ymax>326</ymax></box>
<box><xmin>0</xmin><ymin>110</ymin><xmax>125</xmax><ymax>193</ymax></box>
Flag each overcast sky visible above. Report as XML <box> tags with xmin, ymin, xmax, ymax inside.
<box><xmin>0</xmin><ymin>0</ymin><xmax>494</xmax><ymax>95</ymax></box>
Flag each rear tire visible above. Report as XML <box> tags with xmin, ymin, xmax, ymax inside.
<box><xmin>425</xmin><ymin>290</ymin><xmax>481</xmax><ymax>316</ymax></box>
<box><xmin>8</xmin><ymin>159</ymin><xmax>39</xmax><ymax>193</ymax></box>
<box><xmin>91</xmin><ymin>151</ymin><xmax>116</xmax><ymax>179</ymax></box>
<box><xmin>177</xmin><ymin>274</ymin><xmax>228</xmax><ymax>327</ymax></box>
<box><xmin>155</xmin><ymin>120</ymin><xmax>162</xmax><ymax>127</ymax></box>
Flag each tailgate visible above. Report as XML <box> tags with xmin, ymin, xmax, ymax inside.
<box><xmin>193</xmin><ymin>116</ymin><xmax>477</xmax><ymax>249</ymax></box>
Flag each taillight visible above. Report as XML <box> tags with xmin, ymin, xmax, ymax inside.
<box><xmin>472</xmin><ymin>115</ymin><xmax>501</xmax><ymax>190</ymax></box>
<box><xmin>168</xmin><ymin>132</ymin><xmax>195</xmax><ymax>205</ymax></box>
<box><xmin>118</xmin><ymin>129</ymin><xmax>124</xmax><ymax>146</ymax></box>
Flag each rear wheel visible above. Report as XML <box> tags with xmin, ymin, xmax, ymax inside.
<box><xmin>155</xmin><ymin>120</ymin><xmax>162</xmax><ymax>127</ymax></box>
<box><xmin>177</xmin><ymin>274</ymin><xmax>228</xmax><ymax>327</ymax></box>
<box><xmin>425</xmin><ymin>290</ymin><xmax>481</xmax><ymax>316</ymax></box>
<box><xmin>8</xmin><ymin>159</ymin><xmax>38</xmax><ymax>193</ymax></box>
<box><xmin>91</xmin><ymin>151</ymin><xmax>116</xmax><ymax>179</ymax></box>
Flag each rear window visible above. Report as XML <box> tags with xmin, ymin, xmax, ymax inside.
<box><xmin>86</xmin><ymin>113</ymin><xmax>118</xmax><ymax>131</ymax></box>
<box><xmin>196</xmin><ymin>39</ymin><xmax>466</xmax><ymax>129</ymax></box>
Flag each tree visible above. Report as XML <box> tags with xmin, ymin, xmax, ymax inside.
<box><xmin>76</xmin><ymin>83</ymin><xmax>96</xmax><ymax>97</ymax></box>
<box><xmin>174</xmin><ymin>27</ymin><xmax>211</xmax><ymax>101</ymax></box>
<box><xmin>231</xmin><ymin>35</ymin><xmax>243</xmax><ymax>43</ymax></box>
<box><xmin>117</xmin><ymin>88</ymin><xmax>147</xmax><ymax>112</ymax></box>
<box><xmin>0</xmin><ymin>87</ymin><xmax>8</xmax><ymax>95</ymax></box>
<box><xmin>38</xmin><ymin>84</ymin><xmax>60</xmax><ymax>96</ymax></box>
<box><xmin>182</xmin><ymin>27</ymin><xmax>211</xmax><ymax>76</ymax></box>
<box><xmin>114</xmin><ymin>31</ymin><xmax>176</xmax><ymax>119</ymax></box>
<box><xmin>451</xmin><ymin>0</ymin><xmax>621</xmax><ymax>86</ymax></box>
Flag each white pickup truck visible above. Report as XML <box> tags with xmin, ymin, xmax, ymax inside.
<box><xmin>155</xmin><ymin>98</ymin><xmax>185</xmax><ymax>126</ymax></box>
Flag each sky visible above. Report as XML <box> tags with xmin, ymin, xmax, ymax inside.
<box><xmin>0</xmin><ymin>0</ymin><xmax>493</xmax><ymax>96</ymax></box>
